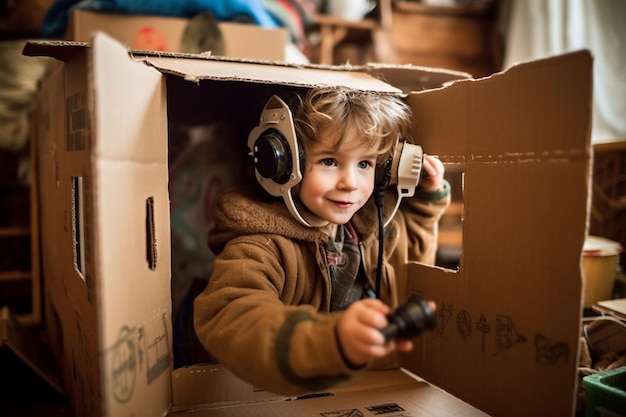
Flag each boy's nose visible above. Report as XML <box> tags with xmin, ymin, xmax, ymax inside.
<box><xmin>338</xmin><ymin>169</ymin><xmax>358</xmax><ymax>190</ymax></box>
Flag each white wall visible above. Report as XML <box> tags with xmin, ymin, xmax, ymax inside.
<box><xmin>501</xmin><ymin>0</ymin><xmax>626</xmax><ymax>144</ymax></box>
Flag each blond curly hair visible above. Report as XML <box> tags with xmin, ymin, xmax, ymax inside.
<box><xmin>292</xmin><ymin>86</ymin><xmax>412</xmax><ymax>168</ymax></box>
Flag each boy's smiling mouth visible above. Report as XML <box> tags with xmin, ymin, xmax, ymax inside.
<box><xmin>328</xmin><ymin>199</ymin><xmax>355</xmax><ymax>209</ymax></box>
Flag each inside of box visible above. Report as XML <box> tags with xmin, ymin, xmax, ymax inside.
<box><xmin>165</xmin><ymin>77</ymin><xmax>305</xmax><ymax>367</ymax></box>
<box><xmin>163</xmin><ymin>75</ymin><xmax>464</xmax><ymax>368</ymax></box>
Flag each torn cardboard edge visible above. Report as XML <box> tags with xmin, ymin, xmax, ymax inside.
<box><xmin>23</xmin><ymin>39</ymin><xmax>471</xmax><ymax>94</ymax></box>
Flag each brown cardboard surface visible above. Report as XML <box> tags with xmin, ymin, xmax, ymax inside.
<box><xmin>170</xmin><ymin>364</ymin><xmax>286</xmax><ymax>410</ymax></box>
<box><xmin>141</xmin><ymin>55</ymin><xmax>402</xmax><ymax>91</ymax></box>
<box><xmin>35</xmin><ymin>48</ymin><xmax>107</xmax><ymax>415</ymax></box>
<box><xmin>170</xmin><ymin>365</ymin><xmax>488</xmax><ymax>416</ymax></box>
<box><xmin>24</xmin><ymin>32</ymin><xmax>591</xmax><ymax>417</ymax></box>
<box><xmin>31</xmin><ymin>33</ymin><xmax>172</xmax><ymax>417</ymax></box>
<box><xmin>92</xmin><ymin>31</ymin><xmax>172</xmax><ymax>417</ymax></box>
<box><xmin>33</xmin><ymin>60</ymin><xmax>74</xmax><ymax>412</ymax></box>
<box><xmin>364</xmin><ymin>64</ymin><xmax>473</xmax><ymax>94</ymax></box>
<box><xmin>401</xmin><ymin>51</ymin><xmax>592</xmax><ymax>416</ymax></box>
<box><xmin>217</xmin><ymin>21</ymin><xmax>287</xmax><ymax>62</ymax></box>
<box><xmin>66</xmin><ymin>9</ymin><xmax>287</xmax><ymax>61</ymax></box>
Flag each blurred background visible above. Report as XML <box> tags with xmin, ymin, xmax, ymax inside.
<box><xmin>0</xmin><ymin>1</ymin><xmax>624</xmax><ymax>415</ymax></box>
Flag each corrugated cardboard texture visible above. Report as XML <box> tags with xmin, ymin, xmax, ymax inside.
<box><xmin>31</xmin><ymin>33</ymin><xmax>173</xmax><ymax>417</ymax></box>
<box><xmin>92</xmin><ymin>33</ymin><xmax>172</xmax><ymax>417</ymax></box>
<box><xmin>140</xmin><ymin>55</ymin><xmax>403</xmax><ymax>92</ymax></box>
<box><xmin>401</xmin><ymin>51</ymin><xmax>592</xmax><ymax>417</ymax></box>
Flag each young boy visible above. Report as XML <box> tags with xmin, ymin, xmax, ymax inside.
<box><xmin>193</xmin><ymin>86</ymin><xmax>450</xmax><ymax>396</ymax></box>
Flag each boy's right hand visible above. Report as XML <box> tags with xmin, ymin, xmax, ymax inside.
<box><xmin>336</xmin><ymin>298</ymin><xmax>413</xmax><ymax>368</ymax></box>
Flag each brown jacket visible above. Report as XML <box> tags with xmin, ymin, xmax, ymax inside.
<box><xmin>193</xmin><ymin>183</ymin><xmax>450</xmax><ymax>396</ymax></box>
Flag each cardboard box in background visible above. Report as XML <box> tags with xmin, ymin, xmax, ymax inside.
<box><xmin>66</xmin><ymin>9</ymin><xmax>288</xmax><ymax>61</ymax></box>
<box><xmin>24</xmin><ymin>32</ymin><xmax>591</xmax><ymax>417</ymax></box>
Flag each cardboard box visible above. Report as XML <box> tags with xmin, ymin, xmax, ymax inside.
<box><xmin>24</xmin><ymin>32</ymin><xmax>592</xmax><ymax>417</ymax></box>
<box><xmin>66</xmin><ymin>9</ymin><xmax>288</xmax><ymax>61</ymax></box>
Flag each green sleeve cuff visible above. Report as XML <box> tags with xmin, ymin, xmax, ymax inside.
<box><xmin>415</xmin><ymin>179</ymin><xmax>451</xmax><ymax>202</ymax></box>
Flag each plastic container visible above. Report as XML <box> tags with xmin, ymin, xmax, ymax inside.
<box><xmin>326</xmin><ymin>0</ymin><xmax>374</xmax><ymax>21</ymax></box>
<box><xmin>582</xmin><ymin>366</ymin><xmax>626</xmax><ymax>417</ymax></box>
<box><xmin>583</xmin><ymin>236</ymin><xmax>623</xmax><ymax>307</ymax></box>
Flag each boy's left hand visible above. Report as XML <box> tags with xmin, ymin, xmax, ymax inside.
<box><xmin>419</xmin><ymin>154</ymin><xmax>445</xmax><ymax>192</ymax></box>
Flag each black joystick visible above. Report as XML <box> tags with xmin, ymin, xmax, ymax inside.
<box><xmin>380</xmin><ymin>295</ymin><xmax>436</xmax><ymax>341</ymax></box>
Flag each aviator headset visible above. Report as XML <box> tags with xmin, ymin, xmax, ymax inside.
<box><xmin>247</xmin><ymin>94</ymin><xmax>425</xmax><ymax>228</ymax></box>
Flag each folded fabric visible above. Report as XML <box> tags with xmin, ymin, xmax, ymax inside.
<box><xmin>262</xmin><ymin>0</ymin><xmax>318</xmax><ymax>57</ymax></box>
<box><xmin>42</xmin><ymin>0</ymin><xmax>280</xmax><ymax>38</ymax></box>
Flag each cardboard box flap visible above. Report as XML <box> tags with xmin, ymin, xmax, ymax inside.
<box><xmin>410</xmin><ymin>50</ymin><xmax>593</xmax><ymax>156</ymax></box>
<box><xmin>23</xmin><ymin>37</ymin><xmax>465</xmax><ymax>94</ymax></box>
<box><xmin>170</xmin><ymin>364</ymin><xmax>422</xmax><ymax>410</ymax></box>
<box><xmin>364</xmin><ymin>63</ymin><xmax>472</xmax><ymax>94</ymax></box>
<box><xmin>401</xmin><ymin>50</ymin><xmax>593</xmax><ymax>417</ymax></box>
<box><xmin>91</xmin><ymin>32</ymin><xmax>167</xmax><ymax>162</ymax></box>
<box><xmin>139</xmin><ymin>54</ymin><xmax>403</xmax><ymax>92</ymax></box>
<box><xmin>170</xmin><ymin>365</ymin><xmax>489</xmax><ymax>416</ymax></box>
<box><xmin>170</xmin><ymin>364</ymin><xmax>286</xmax><ymax>410</ymax></box>
<box><xmin>132</xmin><ymin>49</ymin><xmax>473</xmax><ymax>93</ymax></box>
<box><xmin>23</xmin><ymin>39</ymin><xmax>89</xmax><ymax>62</ymax></box>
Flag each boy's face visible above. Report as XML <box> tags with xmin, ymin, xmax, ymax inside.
<box><xmin>298</xmin><ymin>130</ymin><xmax>379</xmax><ymax>225</ymax></box>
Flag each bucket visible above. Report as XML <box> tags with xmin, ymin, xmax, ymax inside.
<box><xmin>582</xmin><ymin>236</ymin><xmax>623</xmax><ymax>307</ymax></box>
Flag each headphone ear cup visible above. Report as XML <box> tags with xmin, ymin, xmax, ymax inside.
<box><xmin>247</xmin><ymin>95</ymin><xmax>303</xmax><ymax>199</ymax></box>
<box><xmin>247</xmin><ymin>95</ymin><xmax>326</xmax><ymax>227</ymax></box>
<box><xmin>252</xmin><ymin>129</ymin><xmax>292</xmax><ymax>184</ymax></box>
<box><xmin>380</xmin><ymin>141</ymin><xmax>424</xmax><ymax>227</ymax></box>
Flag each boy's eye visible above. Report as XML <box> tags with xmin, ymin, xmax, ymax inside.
<box><xmin>358</xmin><ymin>160</ymin><xmax>373</xmax><ymax>169</ymax></box>
<box><xmin>321</xmin><ymin>158</ymin><xmax>336</xmax><ymax>166</ymax></box>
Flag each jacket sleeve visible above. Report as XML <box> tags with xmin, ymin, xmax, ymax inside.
<box><xmin>390</xmin><ymin>180</ymin><xmax>452</xmax><ymax>266</ymax></box>
<box><xmin>360</xmin><ymin>181</ymin><xmax>451</xmax><ymax>307</ymax></box>
<box><xmin>193</xmin><ymin>234</ymin><xmax>362</xmax><ymax>396</ymax></box>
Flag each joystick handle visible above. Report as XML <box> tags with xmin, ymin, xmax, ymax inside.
<box><xmin>380</xmin><ymin>295</ymin><xmax>436</xmax><ymax>341</ymax></box>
